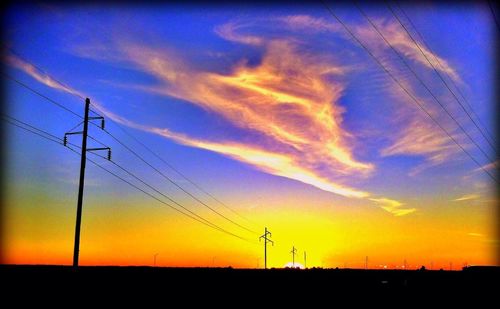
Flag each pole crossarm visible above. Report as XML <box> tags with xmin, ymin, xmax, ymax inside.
<box><xmin>88</xmin><ymin>115</ymin><xmax>105</xmax><ymax>129</ymax></box>
<box><xmin>87</xmin><ymin>147</ymin><xmax>110</xmax><ymax>151</ymax></box>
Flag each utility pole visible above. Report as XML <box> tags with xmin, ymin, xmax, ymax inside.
<box><xmin>304</xmin><ymin>251</ymin><xmax>307</xmax><ymax>269</ymax></box>
<box><xmin>65</xmin><ymin>98</ymin><xmax>110</xmax><ymax>268</ymax></box>
<box><xmin>259</xmin><ymin>227</ymin><xmax>273</xmax><ymax>269</ymax></box>
<box><xmin>291</xmin><ymin>246</ymin><xmax>297</xmax><ymax>268</ymax></box>
<box><xmin>72</xmin><ymin>98</ymin><xmax>90</xmax><ymax>268</ymax></box>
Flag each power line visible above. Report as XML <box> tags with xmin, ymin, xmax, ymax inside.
<box><xmin>2</xmin><ymin>114</ymin><xmax>84</xmax><ymax>151</ymax></box>
<box><xmin>84</xmin><ymin>149</ymin><xmax>255</xmax><ymax>244</ymax></box>
<box><xmin>86</xmin><ymin>111</ymin><xmax>258</xmax><ymax>235</ymax></box>
<box><xmin>3</xmin><ymin>60</ymin><xmax>258</xmax><ymax>238</ymax></box>
<box><xmin>2</xmin><ymin>117</ymin><xmax>63</xmax><ymax>145</ymax></box>
<box><xmin>2</xmin><ymin>115</ymin><xmax>256</xmax><ymax>244</ymax></box>
<box><xmin>2</xmin><ymin>44</ymin><xmax>86</xmax><ymax>101</ymax></box>
<box><xmin>393</xmin><ymin>1</ymin><xmax>497</xmax><ymax>146</ymax></box>
<box><xmin>321</xmin><ymin>1</ymin><xmax>498</xmax><ymax>183</ymax></box>
<box><xmin>1</xmin><ymin>73</ymin><xmax>82</xmax><ymax>119</ymax></box>
<box><xmin>96</xmin><ymin>115</ymin><xmax>257</xmax><ymax>226</ymax></box>
<box><xmin>5</xmin><ymin>44</ymin><xmax>259</xmax><ymax>232</ymax></box>
<box><xmin>88</xmin><ymin>135</ymin><xmax>109</xmax><ymax>148</ymax></box>
<box><xmin>88</xmin><ymin>102</ymin><xmax>258</xmax><ymax>229</ymax></box>
<box><xmin>4</xmin><ymin>49</ymin><xmax>259</xmax><ymax>233</ymax></box>
<box><xmin>2</xmin><ymin>114</ymin><xmax>60</xmax><ymax>141</ymax></box>
<box><xmin>487</xmin><ymin>0</ymin><xmax>500</xmax><ymax>32</ymax></box>
<box><xmin>100</xmin><ymin>153</ymin><xmax>254</xmax><ymax>242</ymax></box>
<box><xmin>386</xmin><ymin>1</ymin><xmax>498</xmax><ymax>154</ymax></box>
<box><xmin>354</xmin><ymin>2</ymin><xmax>496</xmax><ymax>165</ymax></box>
<box><xmin>84</xmin><ymin>147</ymin><xmax>254</xmax><ymax>243</ymax></box>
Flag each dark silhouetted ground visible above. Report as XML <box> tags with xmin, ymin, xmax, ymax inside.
<box><xmin>1</xmin><ymin>265</ymin><xmax>498</xmax><ymax>301</ymax></box>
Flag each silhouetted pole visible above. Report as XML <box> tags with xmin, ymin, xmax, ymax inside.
<box><xmin>264</xmin><ymin>240</ymin><xmax>267</xmax><ymax>268</ymax></box>
<box><xmin>73</xmin><ymin>98</ymin><xmax>90</xmax><ymax>267</ymax></box>
<box><xmin>259</xmin><ymin>227</ymin><xmax>273</xmax><ymax>269</ymax></box>
<box><xmin>304</xmin><ymin>251</ymin><xmax>307</xmax><ymax>269</ymax></box>
<box><xmin>291</xmin><ymin>246</ymin><xmax>297</xmax><ymax>268</ymax></box>
<box><xmin>66</xmin><ymin>98</ymin><xmax>109</xmax><ymax>268</ymax></box>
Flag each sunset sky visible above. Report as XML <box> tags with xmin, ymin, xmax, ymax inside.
<box><xmin>2</xmin><ymin>2</ymin><xmax>498</xmax><ymax>269</ymax></box>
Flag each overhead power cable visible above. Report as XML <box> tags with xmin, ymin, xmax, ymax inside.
<box><xmin>87</xmin><ymin>104</ymin><xmax>258</xmax><ymax>235</ymax></box>
<box><xmin>320</xmin><ymin>1</ymin><xmax>498</xmax><ymax>183</ymax></box>
<box><xmin>2</xmin><ymin>115</ymin><xmax>257</xmax><ymax>244</ymax></box>
<box><xmin>3</xmin><ymin>49</ymin><xmax>259</xmax><ymax>234</ymax></box>
<box><xmin>393</xmin><ymin>1</ymin><xmax>496</xmax><ymax>146</ymax></box>
<box><xmin>386</xmin><ymin>1</ymin><xmax>497</xmax><ymax>154</ymax></box>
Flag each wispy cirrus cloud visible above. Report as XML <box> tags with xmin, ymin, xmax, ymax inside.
<box><xmin>380</xmin><ymin>116</ymin><xmax>462</xmax><ymax>175</ymax></box>
<box><xmin>277</xmin><ymin>14</ymin><xmax>341</xmax><ymax>32</ymax></box>
<box><xmin>272</xmin><ymin>15</ymin><xmax>464</xmax><ymax>173</ymax></box>
<box><xmin>214</xmin><ymin>21</ymin><xmax>264</xmax><ymax>45</ymax></box>
<box><xmin>473</xmin><ymin>160</ymin><xmax>498</xmax><ymax>173</ymax></box>
<box><xmin>3</xmin><ymin>52</ymin><xmax>141</xmax><ymax>131</ymax></box>
<box><xmin>273</xmin><ymin>14</ymin><xmax>459</xmax><ymax>81</ymax></box>
<box><xmin>348</xmin><ymin>15</ymin><xmax>466</xmax><ymax>175</ymax></box>
<box><xmin>116</xmin><ymin>38</ymin><xmax>378</xmax><ymax>198</ymax></box>
<box><xmin>7</xmin><ymin>13</ymin><xmax>463</xmax><ymax>217</ymax></box>
<box><xmin>149</xmin><ymin>127</ymin><xmax>370</xmax><ymax>198</ymax></box>
<box><xmin>5</xmin><ymin>49</ymin><xmax>373</xmax><ymax>200</ymax></box>
<box><xmin>353</xmin><ymin>17</ymin><xmax>461</xmax><ymax>82</ymax></box>
<box><xmin>452</xmin><ymin>194</ymin><xmax>480</xmax><ymax>202</ymax></box>
<box><xmin>5</xmin><ymin>54</ymin><xmax>84</xmax><ymax>98</ymax></box>
<box><xmin>369</xmin><ymin>198</ymin><xmax>416</xmax><ymax>216</ymax></box>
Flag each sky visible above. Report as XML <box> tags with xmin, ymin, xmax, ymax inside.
<box><xmin>1</xmin><ymin>2</ymin><xmax>498</xmax><ymax>269</ymax></box>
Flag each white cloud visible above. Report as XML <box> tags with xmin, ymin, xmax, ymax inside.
<box><xmin>369</xmin><ymin>198</ymin><xmax>416</xmax><ymax>216</ymax></box>
<box><xmin>452</xmin><ymin>194</ymin><xmax>480</xmax><ymax>202</ymax></box>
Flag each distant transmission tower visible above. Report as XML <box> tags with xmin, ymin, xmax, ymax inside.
<box><xmin>259</xmin><ymin>227</ymin><xmax>273</xmax><ymax>269</ymax></box>
<box><xmin>291</xmin><ymin>246</ymin><xmax>297</xmax><ymax>268</ymax></box>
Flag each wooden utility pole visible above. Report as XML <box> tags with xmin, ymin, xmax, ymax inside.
<box><xmin>73</xmin><ymin>98</ymin><xmax>90</xmax><ymax>267</ymax></box>
<box><xmin>65</xmin><ymin>98</ymin><xmax>109</xmax><ymax>267</ymax></box>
